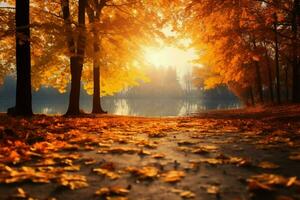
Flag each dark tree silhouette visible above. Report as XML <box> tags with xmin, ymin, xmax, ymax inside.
<box><xmin>273</xmin><ymin>13</ymin><xmax>281</xmax><ymax>104</ymax></box>
<box><xmin>8</xmin><ymin>0</ymin><xmax>33</xmax><ymax>116</ymax></box>
<box><xmin>292</xmin><ymin>0</ymin><xmax>300</xmax><ymax>103</ymax></box>
<box><xmin>62</xmin><ymin>0</ymin><xmax>87</xmax><ymax>116</ymax></box>
<box><xmin>87</xmin><ymin>0</ymin><xmax>107</xmax><ymax>114</ymax></box>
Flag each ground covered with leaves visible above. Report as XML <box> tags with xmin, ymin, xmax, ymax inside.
<box><xmin>1</xmin><ymin>106</ymin><xmax>300</xmax><ymax>200</ymax></box>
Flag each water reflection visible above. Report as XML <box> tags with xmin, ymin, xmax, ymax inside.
<box><xmin>110</xmin><ymin>98</ymin><xmax>242</xmax><ymax>117</ymax></box>
<box><xmin>0</xmin><ymin>76</ymin><xmax>242</xmax><ymax>116</ymax></box>
<box><xmin>0</xmin><ymin>97</ymin><xmax>242</xmax><ymax>117</ymax></box>
<box><xmin>111</xmin><ymin>99</ymin><xmax>184</xmax><ymax>117</ymax></box>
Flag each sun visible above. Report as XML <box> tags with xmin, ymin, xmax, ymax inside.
<box><xmin>144</xmin><ymin>25</ymin><xmax>198</xmax><ymax>70</ymax></box>
<box><xmin>144</xmin><ymin>45</ymin><xmax>197</xmax><ymax>69</ymax></box>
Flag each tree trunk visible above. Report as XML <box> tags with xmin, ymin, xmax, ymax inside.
<box><xmin>65</xmin><ymin>0</ymin><xmax>87</xmax><ymax>115</ymax></box>
<box><xmin>87</xmin><ymin>2</ymin><xmax>106</xmax><ymax>114</ymax></box>
<box><xmin>61</xmin><ymin>0</ymin><xmax>75</xmax><ymax>54</ymax></box>
<box><xmin>267</xmin><ymin>65</ymin><xmax>274</xmax><ymax>103</ymax></box>
<box><xmin>251</xmin><ymin>39</ymin><xmax>263</xmax><ymax>104</ymax></box>
<box><xmin>249</xmin><ymin>87</ymin><xmax>255</xmax><ymax>106</ymax></box>
<box><xmin>285</xmin><ymin>65</ymin><xmax>289</xmax><ymax>101</ymax></box>
<box><xmin>292</xmin><ymin>0</ymin><xmax>300</xmax><ymax>102</ymax></box>
<box><xmin>274</xmin><ymin>13</ymin><xmax>281</xmax><ymax>104</ymax></box>
<box><xmin>91</xmin><ymin>35</ymin><xmax>106</xmax><ymax>113</ymax></box>
<box><xmin>91</xmin><ymin>40</ymin><xmax>106</xmax><ymax>114</ymax></box>
<box><xmin>66</xmin><ymin>57</ymin><xmax>82</xmax><ymax>115</ymax></box>
<box><xmin>254</xmin><ymin>62</ymin><xmax>264</xmax><ymax>103</ymax></box>
<box><xmin>264</xmin><ymin>49</ymin><xmax>274</xmax><ymax>103</ymax></box>
<box><xmin>92</xmin><ymin>61</ymin><xmax>101</xmax><ymax>113</ymax></box>
<box><xmin>92</xmin><ymin>63</ymin><xmax>106</xmax><ymax>113</ymax></box>
<box><xmin>9</xmin><ymin>0</ymin><xmax>33</xmax><ymax>116</ymax></box>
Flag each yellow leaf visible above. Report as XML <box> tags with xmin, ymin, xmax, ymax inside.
<box><xmin>161</xmin><ymin>170</ymin><xmax>185</xmax><ymax>183</ymax></box>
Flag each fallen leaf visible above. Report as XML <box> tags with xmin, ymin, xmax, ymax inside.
<box><xmin>247</xmin><ymin>179</ymin><xmax>273</xmax><ymax>191</ymax></box>
<box><xmin>151</xmin><ymin>153</ymin><xmax>166</xmax><ymax>159</ymax></box>
<box><xmin>57</xmin><ymin>174</ymin><xmax>89</xmax><ymax>190</ymax></box>
<box><xmin>138</xmin><ymin>149</ymin><xmax>151</xmax><ymax>156</ymax></box>
<box><xmin>14</xmin><ymin>187</ymin><xmax>27</xmax><ymax>198</ymax></box>
<box><xmin>180</xmin><ymin>191</ymin><xmax>196</xmax><ymax>198</ymax></box>
<box><xmin>257</xmin><ymin>161</ymin><xmax>280</xmax><ymax>169</ymax></box>
<box><xmin>63</xmin><ymin>165</ymin><xmax>81</xmax><ymax>172</ymax></box>
<box><xmin>161</xmin><ymin>170</ymin><xmax>185</xmax><ymax>183</ymax></box>
<box><xmin>247</xmin><ymin>173</ymin><xmax>300</xmax><ymax>191</ymax></box>
<box><xmin>206</xmin><ymin>185</ymin><xmax>220</xmax><ymax>194</ymax></box>
<box><xmin>83</xmin><ymin>158</ymin><xmax>97</xmax><ymax>165</ymax></box>
<box><xmin>286</xmin><ymin>177</ymin><xmax>298</xmax><ymax>187</ymax></box>
<box><xmin>0</xmin><ymin>166</ymin><xmax>56</xmax><ymax>184</ymax></box>
<box><xmin>106</xmin><ymin>197</ymin><xmax>129</xmax><ymax>200</ymax></box>
<box><xmin>190</xmin><ymin>158</ymin><xmax>223</xmax><ymax>165</ymax></box>
<box><xmin>148</xmin><ymin>131</ymin><xmax>167</xmax><ymax>138</ymax></box>
<box><xmin>272</xmin><ymin>130</ymin><xmax>288</xmax><ymax>135</ymax></box>
<box><xmin>35</xmin><ymin>158</ymin><xmax>56</xmax><ymax>166</ymax></box>
<box><xmin>289</xmin><ymin>153</ymin><xmax>300</xmax><ymax>161</ymax></box>
<box><xmin>126</xmin><ymin>166</ymin><xmax>159</xmax><ymax>179</ymax></box>
<box><xmin>93</xmin><ymin>168</ymin><xmax>121</xmax><ymax>180</ymax></box>
<box><xmin>171</xmin><ymin>188</ymin><xmax>195</xmax><ymax>199</ymax></box>
<box><xmin>98</xmin><ymin>142</ymin><xmax>112</xmax><ymax>148</ymax></box>
<box><xmin>227</xmin><ymin>156</ymin><xmax>251</xmax><ymax>167</ymax></box>
<box><xmin>95</xmin><ymin>186</ymin><xmax>129</xmax><ymax>197</ymax></box>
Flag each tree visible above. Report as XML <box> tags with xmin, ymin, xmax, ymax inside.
<box><xmin>7</xmin><ymin>0</ymin><xmax>33</xmax><ymax>116</ymax></box>
<box><xmin>86</xmin><ymin>0</ymin><xmax>106</xmax><ymax>114</ymax></box>
<box><xmin>183</xmin><ymin>0</ymin><xmax>300</xmax><ymax>105</ymax></box>
<box><xmin>61</xmin><ymin>0</ymin><xmax>87</xmax><ymax>116</ymax></box>
<box><xmin>273</xmin><ymin>13</ymin><xmax>281</xmax><ymax>103</ymax></box>
<box><xmin>292</xmin><ymin>0</ymin><xmax>300</xmax><ymax>102</ymax></box>
<box><xmin>82</xmin><ymin>0</ymin><xmax>163</xmax><ymax>98</ymax></box>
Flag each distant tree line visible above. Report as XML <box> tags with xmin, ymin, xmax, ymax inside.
<box><xmin>185</xmin><ymin>0</ymin><xmax>300</xmax><ymax>106</ymax></box>
<box><xmin>120</xmin><ymin>67</ymin><xmax>184</xmax><ymax>99</ymax></box>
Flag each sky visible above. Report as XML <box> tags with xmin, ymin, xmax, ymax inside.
<box><xmin>143</xmin><ymin>26</ymin><xmax>200</xmax><ymax>84</ymax></box>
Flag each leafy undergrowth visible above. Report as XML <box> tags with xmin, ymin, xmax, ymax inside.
<box><xmin>0</xmin><ymin>114</ymin><xmax>300</xmax><ymax>200</ymax></box>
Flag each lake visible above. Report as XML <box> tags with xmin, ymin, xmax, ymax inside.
<box><xmin>0</xmin><ymin>97</ymin><xmax>242</xmax><ymax>117</ymax></box>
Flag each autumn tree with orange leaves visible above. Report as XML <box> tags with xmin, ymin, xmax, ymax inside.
<box><xmin>184</xmin><ymin>0</ymin><xmax>300</xmax><ymax>105</ymax></box>
<box><xmin>0</xmin><ymin>0</ymin><xmax>165</xmax><ymax>115</ymax></box>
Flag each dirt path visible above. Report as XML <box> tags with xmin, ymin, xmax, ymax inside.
<box><xmin>0</xmin><ymin>113</ymin><xmax>300</xmax><ymax>200</ymax></box>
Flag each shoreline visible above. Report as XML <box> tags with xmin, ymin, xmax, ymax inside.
<box><xmin>0</xmin><ymin>104</ymin><xmax>300</xmax><ymax>121</ymax></box>
<box><xmin>194</xmin><ymin>104</ymin><xmax>300</xmax><ymax>121</ymax></box>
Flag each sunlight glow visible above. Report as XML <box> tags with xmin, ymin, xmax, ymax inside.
<box><xmin>144</xmin><ymin>46</ymin><xmax>197</xmax><ymax>69</ymax></box>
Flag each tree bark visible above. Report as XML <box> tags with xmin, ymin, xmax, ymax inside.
<box><xmin>254</xmin><ymin>61</ymin><xmax>264</xmax><ymax>103</ymax></box>
<box><xmin>285</xmin><ymin>65</ymin><xmax>289</xmax><ymax>101</ymax></box>
<box><xmin>92</xmin><ymin>63</ymin><xmax>106</xmax><ymax>113</ymax></box>
<box><xmin>251</xmin><ymin>39</ymin><xmax>263</xmax><ymax>104</ymax></box>
<box><xmin>65</xmin><ymin>57</ymin><xmax>82</xmax><ymax>115</ymax></box>
<box><xmin>264</xmin><ymin>53</ymin><xmax>274</xmax><ymax>103</ymax></box>
<box><xmin>274</xmin><ymin>13</ymin><xmax>281</xmax><ymax>104</ymax></box>
<box><xmin>292</xmin><ymin>0</ymin><xmax>300</xmax><ymax>103</ymax></box>
<box><xmin>65</xmin><ymin>0</ymin><xmax>87</xmax><ymax>115</ymax></box>
<box><xmin>267</xmin><ymin>65</ymin><xmax>274</xmax><ymax>103</ymax></box>
<box><xmin>92</xmin><ymin>32</ymin><xmax>106</xmax><ymax>113</ymax></box>
<box><xmin>249</xmin><ymin>87</ymin><xmax>255</xmax><ymax>106</ymax></box>
<box><xmin>8</xmin><ymin>0</ymin><xmax>33</xmax><ymax>116</ymax></box>
<box><xmin>87</xmin><ymin>2</ymin><xmax>106</xmax><ymax>114</ymax></box>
